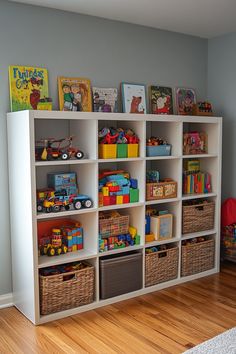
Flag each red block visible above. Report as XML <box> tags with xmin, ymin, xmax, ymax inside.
<box><xmin>123</xmin><ymin>194</ymin><xmax>130</xmax><ymax>204</ymax></box>
<box><xmin>110</xmin><ymin>196</ymin><xmax>116</xmax><ymax>205</ymax></box>
<box><xmin>103</xmin><ymin>196</ymin><xmax>110</xmax><ymax>206</ymax></box>
<box><xmin>77</xmin><ymin>244</ymin><xmax>83</xmax><ymax>250</ymax></box>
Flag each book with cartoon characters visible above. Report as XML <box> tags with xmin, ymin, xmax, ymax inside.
<box><xmin>9</xmin><ymin>65</ymin><xmax>52</xmax><ymax>112</ymax></box>
<box><xmin>121</xmin><ymin>83</ymin><xmax>147</xmax><ymax>114</ymax></box>
<box><xmin>150</xmin><ymin>86</ymin><xmax>173</xmax><ymax>114</ymax></box>
<box><xmin>92</xmin><ymin>87</ymin><xmax>118</xmax><ymax>112</ymax></box>
<box><xmin>175</xmin><ymin>87</ymin><xmax>196</xmax><ymax>115</ymax></box>
<box><xmin>58</xmin><ymin>77</ymin><xmax>92</xmax><ymax>112</ymax></box>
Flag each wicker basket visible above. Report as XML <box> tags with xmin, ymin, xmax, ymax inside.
<box><xmin>181</xmin><ymin>239</ymin><xmax>215</xmax><ymax>277</ymax></box>
<box><xmin>40</xmin><ymin>263</ymin><xmax>95</xmax><ymax>315</ymax></box>
<box><xmin>182</xmin><ymin>201</ymin><xmax>215</xmax><ymax>234</ymax></box>
<box><xmin>99</xmin><ymin>213</ymin><xmax>129</xmax><ymax>238</ymax></box>
<box><xmin>145</xmin><ymin>247</ymin><xmax>179</xmax><ymax>287</ymax></box>
<box><xmin>146</xmin><ymin>180</ymin><xmax>177</xmax><ymax>201</ymax></box>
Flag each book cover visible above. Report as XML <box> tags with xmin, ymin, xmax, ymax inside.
<box><xmin>58</xmin><ymin>77</ymin><xmax>92</xmax><ymax>112</ymax></box>
<box><xmin>175</xmin><ymin>87</ymin><xmax>196</xmax><ymax>115</ymax></box>
<box><xmin>150</xmin><ymin>86</ymin><xmax>173</xmax><ymax>114</ymax></box>
<box><xmin>121</xmin><ymin>82</ymin><xmax>147</xmax><ymax>114</ymax></box>
<box><xmin>92</xmin><ymin>87</ymin><xmax>118</xmax><ymax>112</ymax></box>
<box><xmin>9</xmin><ymin>65</ymin><xmax>51</xmax><ymax>112</ymax></box>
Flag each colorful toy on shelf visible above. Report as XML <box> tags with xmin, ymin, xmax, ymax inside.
<box><xmin>35</xmin><ymin>135</ymin><xmax>84</xmax><ymax>161</ymax></box>
<box><xmin>99</xmin><ymin>170</ymin><xmax>139</xmax><ymax>207</ymax></box>
<box><xmin>182</xmin><ymin>236</ymin><xmax>207</xmax><ymax>246</ymax></box>
<box><xmin>98</xmin><ymin>126</ymin><xmax>139</xmax><ymax>159</ymax></box>
<box><xmin>146</xmin><ymin>170</ymin><xmax>177</xmax><ymax>201</ymax></box>
<box><xmin>38</xmin><ymin>222</ymin><xmax>83</xmax><ymax>257</ymax></box>
<box><xmin>145</xmin><ymin>207</ymin><xmax>173</xmax><ymax>242</ymax></box>
<box><xmin>193</xmin><ymin>101</ymin><xmax>213</xmax><ymax>116</ymax></box>
<box><xmin>146</xmin><ymin>136</ymin><xmax>171</xmax><ymax>157</ymax></box>
<box><xmin>183</xmin><ymin>131</ymin><xmax>207</xmax><ymax>155</ymax></box>
<box><xmin>183</xmin><ymin>160</ymin><xmax>211</xmax><ymax>195</ymax></box>
<box><xmin>37</xmin><ymin>172</ymin><xmax>93</xmax><ymax>213</ymax></box>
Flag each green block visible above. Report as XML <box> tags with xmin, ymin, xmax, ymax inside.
<box><xmin>134</xmin><ymin>235</ymin><xmax>140</xmax><ymax>245</ymax></box>
<box><xmin>130</xmin><ymin>188</ymin><xmax>139</xmax><ymax>203</ymax></box>
<box><xmin>117</xmin><ymin>144</ymin><xmax>127</xmax><ymax>158</ymax></box>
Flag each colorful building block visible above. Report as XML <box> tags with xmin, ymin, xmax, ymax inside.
<box><xmin>116</xmin><ymin>195</ymin><xmax>123</xmax><ymax>204</ymax></box>
<box><xmin>103</xmin><ymin>196</ymin><xmax>110</xmax><ymax>206</ymax></box>
<box><xmin>102</xmin><ymin>186</ymin><xmax>109</xmax><ymax>196</ymax></box>
<box><xmin>130</xmin><ymin>178</ymin><xmax>138</xmax><ymax>189</ymax></box>
<box><xmin>129</xmin><ymin>226</ymin><xmax>137</xmax><ymax>238</ymax></box>
<box><xmin>99</xmin><ymin>192</ymin><xmax>103</xmax><ymax>207</ymax></box>
<box><xmin>130</xmin><ymin>188</ymin><xmax>139</xmax><ymax>203</ymax></box>
<box><xmin>123</xmin><ymin>194</ymin><xmax>130</xmax><ymax>204</ymax></box>
<box><xmin>110</xmin><ymin>195</ymin><xmax>116</xmax><ymax>205</ymax></box>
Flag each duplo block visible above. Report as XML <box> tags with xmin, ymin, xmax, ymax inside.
<box><xmin>130</xmin><ymin>188</ymin><xmax>139</xmax><ymax>203</ymax></box>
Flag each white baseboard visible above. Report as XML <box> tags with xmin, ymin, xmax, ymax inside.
<box><xmin>0</xmin><ymin>293</ymin><xmax>13</xmax><ymax>309</ymax></box>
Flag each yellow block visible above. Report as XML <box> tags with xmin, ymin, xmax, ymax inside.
<box><xmin>99</xmin><ymin>144</ymin><xmax>117</xmax><ymax>159</ymax></box>
<box><xmin>72</xmin><ymin>245</ymin><xmax>77</xmax><ymax>252</ymax></box>
<box><xmin>102</xmin><ymin>187</ymin><xmax>109</xmax><ymax>196</ymax></box>
<box><xmin>99</xmin><ymin>192</ymin><xmax>103</xmax><ymax>207</ymax></box>
<box><xmin>145</xmin><ymin>233</ymin><xmax>155</xmax><ymax>243</ymax></box>
<box><xmin>127</xmin><ymin>144</ymin><xmax>139</xmax><ymax>158</ymax></box>
<box><xmin>129</xmin><ymin>226</ymin><xmax>137</xmax><ymax>238</ymax></box>
<box><xmin>116</xmin><ymin>195</ymin><xmax>123</xmax><ymax>204</ymax></box>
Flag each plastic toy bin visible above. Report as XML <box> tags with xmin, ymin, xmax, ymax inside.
<box><xmin>127</xmin><ymin>144</ymin><xmax>139</xmax><ymax>158</ymax></box>
<box><xmin>99</xmin><ymin>144</ymin><xmax>117</xmax><ymax>159</ymax></box>
<box><xmin>117</xmin><ymin>144</ymin><xmax>128</xmax><ymax>158</ymax></box>
<box><xmin>99</xmin><ymin>251</ymin><xmax>142</xmax><ymax>299</ymax></box>
<box><xmin>146</xmin><ymin>144</ymin><xmax>171</xmax><ymax>157</ymax></box>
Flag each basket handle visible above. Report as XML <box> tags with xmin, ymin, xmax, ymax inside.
<box><xmin>62</xmin><ymin>273</ymin><xmax>77</xmax><ymax>282</ymax></box>
<box><xmin>195</xmin><ymin>205</ymin><xmax>204</xmax><ymax>211</ymax></box>
<box><xmin>158</xmin><ymin>251</ymin><xmax>167</xmax><ymax>258</ymax></box>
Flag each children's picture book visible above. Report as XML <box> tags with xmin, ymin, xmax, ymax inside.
<box><xmin>92</xmin><ymin>87</ymin><xmax>118</xmax><ymax>112</ymax></box>
<box><xmin>9</xmin><ymin>65</ymin><xmax>52</xmax><ymax>112</ymax></box>
<box><xmin>176</xmin><ymin>87</ymin><xmax>196</xmax><ymax>115</ymax></box>
<box><xmin>121</xmin><ymin>83</ymin><xmax>147</xmax><ymax>114</ymax></box>
<box><xmin>150</xmin><ymin>86</ymin><xmax>173</xmax><ymax>114</ymax></box>
<box><xmin>58</xmin><ymin>77</ymin><xmax>92</xmax><ymax>112</ymax></box>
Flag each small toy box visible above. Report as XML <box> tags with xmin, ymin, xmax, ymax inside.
<box><xmin>99</xmin><ymin>144</ymin><xmax>117</xmax><ymax>159</ymax></box>
<box><xmin>146</xmin><ymin>179</ymin><xmax>177</xmax><ymax>201</ymax></box>
<box><xmin>99</xmin><ymin>251</ymin><xmax>142</xmax><ymax>299</ymax></box>
<box><xmin>146</xmin><ymin>144</ymin><xmax>171</xmax><ymax>157</ymax></box>
<box><xmin>150</xmin><ymin>214</ymin><xmax>173</xmax><ymax>241</ymax></box>
<box><xmin>47</xmin><ymin>172</ymin><xmax>77</xmax><ymax>189</ymax></box>
<box><xmin>182</xmin><ymin>200</ymin><xmax>215</xmax><ymax>234</ymax></box>
<box><xmin>145</xmin><ymin>246</ymin><xmax>179</xmax><ymax>287</ymax></box>
<box><xmin>183</xmin><ymin>132</ymin><xmax>207</xmax><ymax>155</ymax></box>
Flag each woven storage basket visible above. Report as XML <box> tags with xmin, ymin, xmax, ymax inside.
<box><xmin>99</xmin><ymin>214</ymin><xmax>129</xmax><ymax>238</ymax></box>
<box><xmin>40</xmin><ymin>263</ymin><xmax>94</xmax><ymax>315</ymax></box>
<box><xmin>182</xmin><ymin>201</ymin><xmax>215</xmax><ymax>234</ymax></box>
<box><xmin>145</xmin><ymin>247</ymin><xmax>179</xmax><ymax>287</ymax></box>
<box><xmin>181</xmin><ymin>239</ymin><xmax>214</xmax><ymax>277</ymax></box>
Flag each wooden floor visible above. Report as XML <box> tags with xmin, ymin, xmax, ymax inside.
<box><xmin>0</xmin><ymin>263</ymin><xmax>235</xmax><ymax>354</ymax></box>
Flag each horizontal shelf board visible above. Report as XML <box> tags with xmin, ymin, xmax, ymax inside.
<box><xmin>31</xmin><ymin>110</ymin><xmax>222</xmax><ymax>123</ymax></box>
<box><xmin>181</xmin><ymin>229</ymin><xmax>217</xmax><ymax>240</ymax></box>
<box><xmin>180</xmin><ymin>267</ymin><xmax>218</xmax><ymax>281</ymax></box>
<box><xmin>98</xmin><ymin>157</ymin><xmax>144</xmax><ymax>163</ymax></box>
<box><xmin>182</xmin><ymin>193</ymin><xmax>217</xmax><ymax>200</ymax></box>
<box><xmin>35</xmin><ymin>159</ymin><xmax>96</xmax><ymax>166</ymax></box>
<box><xmin>145</xmin><ymin>237</ymin><xmax>180</xmax><ymax>248</ymax></box>
<box><xmin>146</xmin><ymin>155</ymin><xmax>181</xmax><ymax>160</ymax></box>
<box><xmin>99</xmin><ymin>202</ymin><xmax>144</xmax><ymax>211</ymax></box>
<box><xmin>182</xmin><ymin>154</ymin><xmax>218</xmax><ymax>159</ymax></box>
<box><xmin>145</xmin><ymin>197</ymin><xmax>180</xmax><ymax>205</ymax></box>
<box><xmin>98</xmin><ymin>244</ymin><xmax>143</xmax><ymax>257</ymax></box>
<box><xmin>36</xmin><ymin>207</ymin><xmax>97</xmax><ymax>220</ymax></box>
<box><xmin>38</xmin><ymin>249</ymin><xmax>97</xmax><ymax>268</ymax></box>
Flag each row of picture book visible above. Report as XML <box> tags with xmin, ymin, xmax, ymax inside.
<box><xmin>9</xmin><ymin>65</ymin><xmax>197</xmax><ymax>115</ymax></box>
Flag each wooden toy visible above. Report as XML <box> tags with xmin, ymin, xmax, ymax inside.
<box><xmin>150</xmin><ymin>214</ymin><xmax>173</xmax><ymax>241</ymax></box>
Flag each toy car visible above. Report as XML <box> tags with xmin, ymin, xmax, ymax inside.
<box><xmin>72</xmin><ymin>195</ymin><xmax>93</xmax><ymax>210</ymax></box>
<box><xmin>35</xmin><ymin>136</ymin><xmax>84</xmax><ymax>161</ymax></box>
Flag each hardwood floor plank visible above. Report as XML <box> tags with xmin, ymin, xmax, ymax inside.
<box><xmin>0</xmin><ymin>263</ymin><xmax>235</xmax><ymax>354</ymax></box>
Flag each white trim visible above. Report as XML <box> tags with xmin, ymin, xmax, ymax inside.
<box><xmin>0</xmin><ymin>293</ymin><xmax>13</xmax><ymax>309</ymax></box>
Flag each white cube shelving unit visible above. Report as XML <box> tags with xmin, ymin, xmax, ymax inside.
<box><xmin>7</xmin><ymin>110</ymin><xmax>222</xmax><ymax>325</ymax></box>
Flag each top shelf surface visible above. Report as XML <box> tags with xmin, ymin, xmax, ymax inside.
<box><xmin>8</xmin><ymin>110</ymin><xmax>222</xmax><ymax>124</ymax></box>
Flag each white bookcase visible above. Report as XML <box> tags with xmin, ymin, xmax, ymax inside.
<box><xmin>7</xmin><ymin>110</ymin><xmax>222</xmax><ymax>325</ymax></box>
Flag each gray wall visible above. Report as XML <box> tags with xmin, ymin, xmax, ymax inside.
<box><xmin>0</xmin><ymin>0</ymin><xmax>208</xmax><ymax>295</ymax></box>
<box><xmin>208</xmin><ymin>33</ymin><xmax>236</xmax><ymax>200</ymax></box>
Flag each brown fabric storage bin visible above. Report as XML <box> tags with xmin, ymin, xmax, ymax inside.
<box><xmin>145</xmin><ymin>247</ymin><xmax>179</xmax><ymax>287</ymax></box>
<box><xmin>40</xmin><ymin>263</ymin><xmax>95</xmax><ymax>315</ymax></box>
<box><xmin>99</xmin><ymin>251</ymin><xmax>142</xmax><ymax>299</ymax></box>
<box><xmin>182</xmin><ymin>201</ymin><xmax>215</xmax><ymax>234</ymax></box>
<box><xmin>181</xmin><ymin>239</ymin><xmax>215</xmax><ymax>277</ymax></box>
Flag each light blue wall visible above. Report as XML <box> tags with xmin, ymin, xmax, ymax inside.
<box><xmin>208</xmin><ymin>33</ymin><xmax>236</xmax><ymax>200</ymax></box>
<box><xmin>0</xmin><ymin>0</ymin><xmax>208</xmax><ymax>295</ymax></box>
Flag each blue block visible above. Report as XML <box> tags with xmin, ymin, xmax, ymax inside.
<box><xmin>145</xmin><ymin>215</ymin><xmax>151</xmax><ymax>234</ymax></box>
<box><xmin>122</xmin><ymin>186</ymin><xmax>130</xmax><ymax>195</ymax></box>
<box><xmin>130</xmin><ymin>178</ymin><xmax>138</xmax><ymax>189</ymax></box>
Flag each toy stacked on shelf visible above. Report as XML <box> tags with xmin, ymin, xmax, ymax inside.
<box><xmin>99</xmin><ymin>211</ymin><xmax>140</xmax><ymax>252</ymax></box>
<box><xmin>146</xmin><ymin>136</ymin><xmax>171</xmax><ymax>157</ymax></box>
<box><xmin>37</xmin><ymin>172</ymin><xmax>93</xmax><ymax>213</ymax></box>
<box><xmin>183</xmin><ymin>159</ymin><xmax>211</xmax><ymax>194</ymax></box>
<box><xmin>145</xmin><ymin>207</ymin><xmax>173</xmax><ymax>243</ymax></box>
<box><xmin>183</xmin><ymin>131</ymin><xmax>207</xmax><ymax>155</ymax></box>
<box><xmin>99</xmin><ymin>170</ymin><xmax>139</xmax><ymax>206</ymax></box>
<box><xmin>146</xmin><ymin>170</ymin><xmax>177</xmax><ymax>201</ymax></box>
<box><xmin>99</xmin><ymin>127</ymin><xmax>139</xmax><ymax>159</ymax></box>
